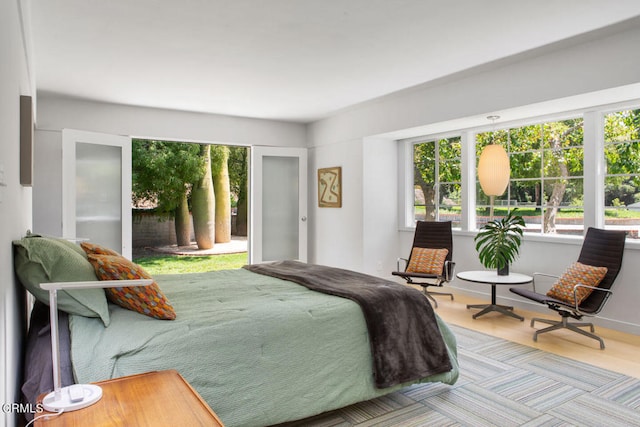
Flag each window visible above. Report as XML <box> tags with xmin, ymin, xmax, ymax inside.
<box><xmin>412</xmin><ymin>136</ymin><xmax>461</xmax><ymax>227</ymax></box>
<box><xmin>402</xmin><ymin>102</ymin><xmax>640</xmax><ymax>241</ymax></box>
<box><xmin>604</xmin><ymin>108</ymin><xmax>640</xmax><ymax>239</ymax></box>
<box><xmin>475</xmin><ymin>118</ymin><xmax>584</xmax><ymax>235</ymax></box>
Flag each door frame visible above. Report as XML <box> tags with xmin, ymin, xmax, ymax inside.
<box><xmin>62</xmin><ymin>129</ymin><xmax>132</xmax><ymax>258</ymax></box>
<box><xmin>249</xmin><ymin>146</ymin><xmax>308</xmax><ymax>264</ymax></box>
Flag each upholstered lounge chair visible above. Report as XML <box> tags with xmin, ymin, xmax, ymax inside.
<box><xmin>392</xmin><ymin>221</ymin><xmax>455</xmax><ymax>308</ymax></box>
<box><xmin>510</xmin><ymin>227</ymin><xmax>626</xmax><ymax>349</ymax></box>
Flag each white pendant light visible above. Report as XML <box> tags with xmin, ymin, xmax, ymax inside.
<box><xmin>478</xmin><ymin>115</ymin><xmax>510</xmax><ymax>196</ymax></box>
<box><xmin>478</xmin><ymin>143</ymin><xmax>510</xmax><ymax>196</ymax></box>
<box><xmin>478</xmin><ymin>116</ymin><xmax>510</xmax><ymax>220</ymax></box>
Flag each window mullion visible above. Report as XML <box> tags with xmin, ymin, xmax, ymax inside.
<box><xmin>399</xmin><ymin>140</ymin><xmax>415</xmax><ymax>228</ymax></box>
<box><xmin>461</xmin><ymin>131</ymin><xmax>475</xmax><ymax>231</ymax></box>
<box><xmin>583</xmin><ymin>110</ymin><xmax>605</xmax><ymax>230</ymax></box>
<box><xmin>435</xmin><ymin>140</ymin><xmax>440</xmax><ymax>220</ymax></box>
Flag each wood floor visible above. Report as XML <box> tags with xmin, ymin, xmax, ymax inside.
<box><xmin>429</xmin><ymin>288</ymin><xmax>640</xmax><ymax>379</ymax></box>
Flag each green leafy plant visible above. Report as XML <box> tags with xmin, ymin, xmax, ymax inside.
<box><xmin>474</xmin><ymin>210</ymin><xmax>525</xmax><ymax>274</ymax></box>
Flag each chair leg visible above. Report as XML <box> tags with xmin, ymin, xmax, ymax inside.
<box><xmin>427</xmin><ymin>290</ymin><xmax>454</xmax><ymax>301</ymax></box>
<box><xmin>531</xmin><ymin>317</ymin><xmax>556</xmax><ymax>327</ymax></box>
<box><xmin>422</xmin><ymin>288</ymin><xmax>438</xmax><ymax>308</ymax></box>
<box><xmin>531</xmin><ymin>317</ymin><xmax>605</xmax><ymax>350</ymax></box>
<box><xmin>420</xmin><ymin>287</ymin><xmax>454</xmax><ymax>308</ymax></box>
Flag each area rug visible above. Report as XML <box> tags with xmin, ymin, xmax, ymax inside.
<box><xmin>275</xmin><ymin>324</ymin><xmax>640</xmax><ymax>426</ymax></box>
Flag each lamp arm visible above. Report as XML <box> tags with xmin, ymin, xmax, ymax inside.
<box><xmin>42</xmin><ymin>278</ymin><xmax>153</xmax><ymax>408</ymax></box>
<box><xmin>41</xmin><ymin>279</ymin><xmax>153</xmax><ymax>291</ymax></box>
<box><xmin>48</xmin><ymin>289</ymin><xmax>63</xmax><ymax>399</ymax></box>
<box><xmin>573</xmin><ymin>284</ymin><xmax>612</xmax><ymax>316</ymax></box>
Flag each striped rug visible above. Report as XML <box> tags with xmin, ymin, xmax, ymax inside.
<box><xmin>275</xmin><ymin>325</ymin><xmax>640</xmax><ymax>426</ymax></box>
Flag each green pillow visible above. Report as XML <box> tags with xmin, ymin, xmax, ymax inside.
<box><xmin>51</xmin><ymin>236</ymin><xmax>89</xmax><ymax>258</ymax></box>
<box><xmin>13</xmin><ymin>236</ymin><xmax>110</xmax><ymax>326</ymax></box>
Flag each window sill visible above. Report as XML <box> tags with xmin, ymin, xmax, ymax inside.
<box><xmin>399</xmin><ymin>227</ymin><xmax>640</xmax><ymax>250</ymax></box>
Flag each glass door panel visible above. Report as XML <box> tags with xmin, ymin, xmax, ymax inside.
<box><xmin>62</xmin><ymin>129</ymin><xmax>132</xmax><ymax>258</ymax></box>
<box><xmin>262</xmin><ymin>156</ymin><xmax>299</xmax><ymax>261</ymax></box>
<box><xmin>250</xmin><ymin>146</ymin><xmax>307</xmax><ymax>263</ymax></box>
<box><xmin>75</xmin><ymin>142</ymin><xmax>122</xmax><ymax>254</ymax></box>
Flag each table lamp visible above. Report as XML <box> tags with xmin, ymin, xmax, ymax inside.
<box><xmin>40</xmin><ymin>279</ymin><xmax>153</xmax><ymax>412</ymax></box>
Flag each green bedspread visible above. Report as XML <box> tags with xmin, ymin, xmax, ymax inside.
<box><xmin>69</xmin><ymin>268</ymin><xmax>458</xmax><ymax>427</ymax></box>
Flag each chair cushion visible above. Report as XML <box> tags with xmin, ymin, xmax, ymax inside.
<box><xmin>546</xmin><ymin>262</ymin><xmax>608</xmax><ymax>305</ymax></box>
<box><xmin>406</xmin><ymin>248</ymin><xmax>448</xmax><ymax>275</ymax></box>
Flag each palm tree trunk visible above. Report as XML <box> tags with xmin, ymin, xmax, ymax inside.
<box><xmin>191</xmin><ymin>144</ymin><xmax>216</xmax><ymax>249</ymax></box>
<box><xmin>174</xmin><ymin>191</ymin><xmax>191</xmax><ymax>246</ymax></box>
<box><xmin>235</xmin><ymin>191</ymin><xmax>248</xmax><ymax>236</ymax></box>
<box><xmin>212</xmin><ymin>146</ymin><xmax>231</xmax><ymax>243</ymax></box>
<box><xmin>235</xmin><ymin>149</ymin><xmax>248</xmax><ymax>236</ymax></box>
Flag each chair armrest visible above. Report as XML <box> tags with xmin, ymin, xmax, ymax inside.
<box><xmin>444</xmin><ymin>260</ymin><xmax>455</xmax><ymax>282</ymax></box>
<box><xmin>572</xmin><ymin>284</ymin><xmax>613</xmax><ymax>315</ymax></box>
<box><xmin>574</xmin><ymin>284</ymin><xmax>612</xmax><ymax>295</ymax></box>
<box><xmin>397</xmin><ymin>257</ymin><xmax>408</xmax><ymax>272</ymax></box>
<box><xmin>532</xmin><ymin>272</ymin><xmax>559</xmax><ymax>293</ymax></box>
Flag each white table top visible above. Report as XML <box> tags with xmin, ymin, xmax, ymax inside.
<box><xmin>456</xmin><ymin>270</ymin><xmax>533</xmax><ymax>285</ymax></box>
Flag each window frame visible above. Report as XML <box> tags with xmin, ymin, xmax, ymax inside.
<box><xmin>399</xmin><ymin>101</ymin><xmax>640</xmax><ymax>244</ymax></box>
<box><xmin>475</xmin><ymin>118</ymin><xmax>586</xmax><ymax>235</ymax></box>
<box><xmin>602</xmin><ymin>107</ymin><xmax>640</xmax><ymax>236</ymax></box>
<box><xmin>399</xmin><ymin>132</ymin><xmax>463</xmax><ymax>229</ymax></box>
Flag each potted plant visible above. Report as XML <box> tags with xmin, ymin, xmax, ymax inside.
<box><xmin>474</xmin><ymin>209</ymin><xmax>525</xmax><ymax>275</ymax></box>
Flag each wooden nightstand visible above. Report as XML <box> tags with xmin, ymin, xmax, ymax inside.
<box><xmin>36</xmin><ymin>370</ymin><xmax>224</xmax><ymax>426</ymax></box>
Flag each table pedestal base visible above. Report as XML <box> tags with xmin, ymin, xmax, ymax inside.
<box><xmin>466</xmin><ymin>303</ymin><xmax>524</xmax><ymax>320</ymax></box>
<box><xmin>456</xmin><ymin>272</ymin><xmax>532</xmax><ymax>321</ymax></box>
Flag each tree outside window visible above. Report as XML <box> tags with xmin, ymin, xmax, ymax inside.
<box><xmin>604</xmin><ymin>108</ymin><xmax>640</xmax><ymax>239</ymax></box>
<box><xmin>413</xmin><ymin>136</ymin><xmax>461</xmax><ymax>226</ymax></box>
<box><xmin>476</xmin><ymin>119</ymin><xmax>585</xmax><ymax>235</ymax></box>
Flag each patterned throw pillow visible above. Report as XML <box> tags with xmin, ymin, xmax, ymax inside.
<box><xmin>406</xmin><ymin>248</ymin><xmax>448</xmax><ymax>275</ymax></box>
<box><xmin>87</xmin><ymin>254</ymin><xmax>176</xmax><ymax>320</ymax></box>
<box><xmin>546</xmin><ymin>262</ymin><xmax>608</xmax><ymax>305</ymax></box>
<box><xmin>80</xmin><ymin>241</ymin><xmax>121</xmax><ymax>256</ymax></box>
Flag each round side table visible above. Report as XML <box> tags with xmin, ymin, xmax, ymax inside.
<box><xmin>456</xmin><ymin>270</ymin><xmax>532</xmax><ymax>320</ymax></box>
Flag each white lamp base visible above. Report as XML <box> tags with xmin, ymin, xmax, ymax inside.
<box><xmin>42</xmin><ymin>384</ymin><xmax>103</xmax><ymax>412</ymax></box>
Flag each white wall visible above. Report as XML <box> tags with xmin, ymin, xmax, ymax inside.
<box><xmin>307</xmin><ymin>19</ymin><xmax>640</xmax><ymax>335</ymax></box>
<box><xmin>308</xmin><ymin>136</ymin><xmax>399</xmax><ymax>274</ymax></box>
<box><xmin>1</xmin><ymin>1</ymin><xmax>34</xmax><ymax>426</ymax></box>
<box><xmin>33</xmin><ymin>96</ymin><xmax>307</xmax><ymax>237</ymax></box>
<box><xmin>309</xmin><ymin>139</ymin><xmax>364</xmax><ymax>270</ymax></box>
<box><xmin>361</xmin><ymin>138</ymin><xmax>399</xmax><ymax>275</ymax></box>
<box><xmin>36</xmin><ymin>95</ymin><xmax>307</xmax><ymax>148</ymax></box>
<box><xmin>309</xmin><ymin>18</ymin><xmax>640</xmax><ymax>146</ymax></box>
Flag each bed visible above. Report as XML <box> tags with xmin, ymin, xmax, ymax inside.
<box><xmin>16</xmin><ymin>235</ymin><xmax>458</xmax><ymax>427</ymax></box>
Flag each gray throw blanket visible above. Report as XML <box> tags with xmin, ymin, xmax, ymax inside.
<box><xmin>243</xmin><ymin>260</ymin><xmax>453</xmax><ymax>388</ymax></box>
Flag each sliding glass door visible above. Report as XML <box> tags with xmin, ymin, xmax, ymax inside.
<box><xmin>62</xmin><ymin>129</ymin><xmax>132</xmax><ymax>258</ymax></box>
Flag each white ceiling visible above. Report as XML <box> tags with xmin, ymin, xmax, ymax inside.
<box><xmin>30</xmin><ymin>0</ymin><xmax>640</xmax><ymax>123</ymax></box>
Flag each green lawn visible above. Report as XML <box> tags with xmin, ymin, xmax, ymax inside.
<box><xmin>134</xmin><ymin>252</ymin><xmax>248</xmax><ymax>275</ymax></box>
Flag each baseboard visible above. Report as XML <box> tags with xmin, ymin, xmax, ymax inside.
<box><xmin>448</xmin><ymin>285</ymin><xmax>640</xmax><ymax>335</ymax></box>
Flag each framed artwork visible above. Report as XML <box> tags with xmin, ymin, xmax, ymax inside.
<box><xmin>318</xmin><ymin>166</ymin><xmax>342</xmax><ymax>208</ymax></box>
